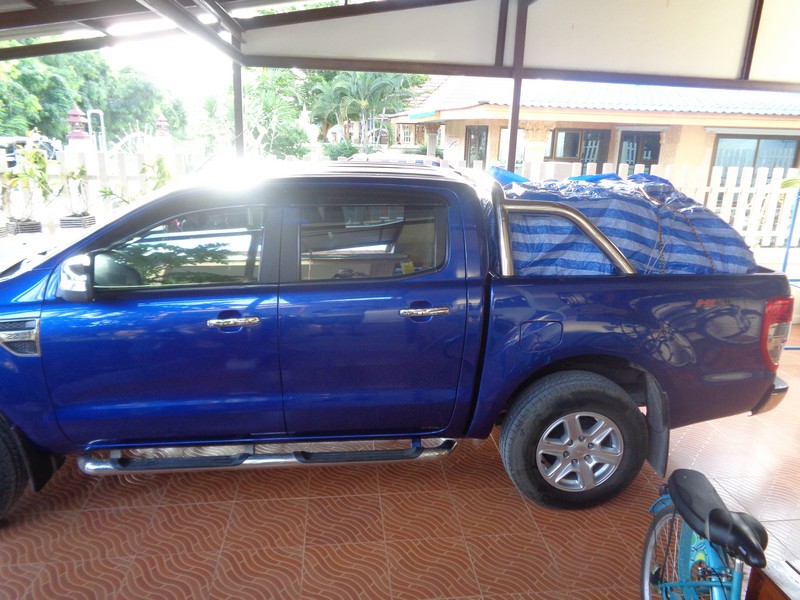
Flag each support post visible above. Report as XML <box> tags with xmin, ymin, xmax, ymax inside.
<box><xmin>506</xmin><ymin>0</ymin><xmax>533</xmax><ymax>173</ymax></box>
<box><xmin>233</xmin><ymin>40</ymin><xmax>244</xmax><ymax>158</ymax></box>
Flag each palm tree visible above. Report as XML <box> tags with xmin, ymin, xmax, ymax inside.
<box><xmin>334</xmin><ymin>72</ymin><xmax>413</xmax><ymax>151</ymax></box>
<box><xmin>310</xmin><ymin>78</ymin><xmax>347</xmax><ymax>141</ymax></box>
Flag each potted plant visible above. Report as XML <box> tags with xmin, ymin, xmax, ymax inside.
<box><xmin>0</xmin><ymin>171</ymin><xmax>10</xmax><ymax>238</ymax></box>
<box><xmin>58</xmin><ymin>164</ymin><xmax>95</xmax><ymax>229</ymax></box>
<box><xmin>5</xmin><ymin>145</ymin><xmax>52</xmax><ymax>235</ymax></box>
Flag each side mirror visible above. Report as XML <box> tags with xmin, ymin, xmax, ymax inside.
<box><xmin>57</xmin><ymin>254</ymin><xmax>94</xmax><ymax>303</ymax></box>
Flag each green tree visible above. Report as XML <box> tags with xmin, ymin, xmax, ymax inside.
<box><xmin>104</xmin><ymin>67</ymin><xmax>162</xmax><ymax>141</ymax></box>
<box><xmin>14</xmin><ymin>60</ymin><xmax>75</xmax><ymax>139</ymax></box>
<box><xmin>0</xmin><ymin>63</ymin><xmax>40</xmax><ymax>135</ymax></box>
<box><xmin>40</xmin><ymin>52</ymin><xmax>111</xmax><ymax>115</ymax></box>
<box><xmin>160</xmin><ymin>96</ymin><xmax>189</xmax><ymax>140</ymax></box>
<box><xmin>0</xmin><ymin>50</ymin><xmax>187</xmax><ymax>145</ymax></box>
<box><xmin>242</xmin><ymin>68</ymin><xmax>309</xmax><ymax>159</ymax></box>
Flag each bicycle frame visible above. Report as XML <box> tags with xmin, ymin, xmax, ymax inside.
<box><xmin>648</xmin><ymin>494</ymin><xmax>745</xmax><ymax>599</ymax></box>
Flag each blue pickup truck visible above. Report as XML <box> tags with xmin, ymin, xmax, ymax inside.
<box><xmin>0</xmin><ymin>163</ymin><xmax>792</xmax><ymax>517</ymax></box>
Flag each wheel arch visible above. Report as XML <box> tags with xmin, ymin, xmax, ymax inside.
<box><xmin>499</xmin><ymin>354</ymin><xmax>670</xmax><ymax>477</ymax></box>
<box><xmin>0</xmin><ymin>413</ymin><xmax>63</xmax><ymax>493</ymax></box>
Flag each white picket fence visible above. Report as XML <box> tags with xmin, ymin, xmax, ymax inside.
<box><xmin>3</xmin><ymin>150</ymin><xmax>800</xmax><ymax>252</ymax></box>
<box><xmin>513</xmin><ymin>160</ymin><xmax>800</xmax><ymax>250</ymax></box>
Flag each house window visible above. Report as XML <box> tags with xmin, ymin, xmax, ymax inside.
<box><xmin>465</xmin><ymin>125</ymin><xmax>488</xmax><ymax>168</ymax></box>
<box><xmin>401</xmin><ymin>125</ymin><xmax>413</xmax><ymax>145</ymax></box>
<box><xmin>547</xmin><ymin>129</ymin><xmax>610</xmax><ymax>174</ymax></box>
<box><xmin>714</xmin><ymin>136</ymin><xmax>799</xmax><ymax>174</ymax></box>
<box><xmin>619</xmin><ymin>132</ymin><xmax>661</xmax><ymax>175</ymax></box>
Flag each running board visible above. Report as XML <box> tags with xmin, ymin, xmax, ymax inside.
<box><xmin>77</xmin><ymin>439</ymin><xmax>457</xmax><ymax>476</ymax></box>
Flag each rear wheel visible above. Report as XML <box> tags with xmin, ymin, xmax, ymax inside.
<box><xmin>0</xmin><ymin>420</ymin><xmax>27</xmax><ymax>520</ymax></box>
<box><xmin>642</xmin><ymin>507</ymin><xmax>716</xmax><ymax>600</ymax></box>
<box><xmin>500</xmin><ymin>370</ymin><xmax>647</xmax><ymax>508</ymax></box>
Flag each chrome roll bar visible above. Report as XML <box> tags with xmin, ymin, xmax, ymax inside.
<box><xmin>495</xmin><ymin>199</ymin><xmax>637</xmax><ymax>277</ymax></box>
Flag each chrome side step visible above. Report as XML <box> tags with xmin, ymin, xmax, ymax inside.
<box><xmin>78</xmin><ymin>439</ymin><xmax>457</xmax><ymax>476</ymax></box>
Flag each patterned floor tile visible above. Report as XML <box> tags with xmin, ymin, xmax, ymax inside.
<box><xmin>210</xmin><ymin>546</ymin><xmax>303</xmax><ymax>600</ymax></box>
<box><xmin>524</xmin><ymin>502</ymin><xmax>611</xmax><ymax>534</ymax></box>
<box><xmin>451</xmin><ymin>487</ymin><xmax>538</xmax><ymax>537</ymax></box>
<box><xmin>759</xmin><ymin>519</ymin><xmax>800</xmax><ymax>559</ymax></box>
<box><xmin>442</xmin><ymin>440</ymin><xmax>515</xmax><ymax>492</ymax></box>
<box><xmin>539</xmin><ymin>526</ymin><xmax>641</xmax><ymax>590</ymax></box>
<box><xmin>223</xmin><ymin>498</ymin><xmax>307</xmax><ymax>550</ymax></box>
<box><xmin>305</xmin><ymin>493</ymin><xmax>384</xmax><ymax>546</ymax></box>
<box><xmin>307</xmin><ymin>464</ymin><xmax>380</xmax><ymax>497</ymax></box>
<box><xmin>52</xmin><ymin>506</ymin><xmax>156</xmax><ymax>561</ymax></box>
<box><xmin>301</xmin><ymin>542</ymin><xmax>390</xmax><ymax>600</ymax></box>
<box><xmin>381</xmin><ymin>490</ymin><xmax>462</xmax><ymax>541</ymax></box>
<box><xmin>0</xmin><ymin>510</ymin><xmax>78</xmax><ymax>565</ymax></box>
<box><xmin>117</xmin><ymin>551</ymin><xmax>218</xmax><ymax>600</ymax></box>
<box><xmin>377</xmin><ymin>461</ymin><xmax>450</xmax><ymax>494</ymax></box>
<box><xmin>464</xmin><ymin>533</ymin><xmax>562</xmax><ymax>596</ymax></box>
<box><xmin>234</xmin><ymin>469</ymin><xmax>310</xmax><ymax>501</ymax></box>
<box><xmin>84</xmin><ymin>473</ymin><xmax>168</xmax><ymax>510</ymax></box>
<box><xmin>139</xmin><ymin>502</ymin><xmax>232</xmax><ymax>555</ymax></box>
<box><xmin>26</xmin><ymin>557</ymin><xmax>133</xmax><ymax>600</ymax></box>
<box><xmin>386</xmin><ymin>536</ymin><xmax>481</xmax><ymax>600</ymax></box>
<box><xmin>0</xmin><ymin>563</ymin><xmax>42</xmax><ymax>599</ymax></box>
<box><xmin>595</xmin><ymin>471</ymin><xmax>660</xmax><ymax>534</ymax></box>
<box><xmin>161</xmin><ymin>471</ymin><xmax>242</xmax><ymax>505</ymax></box>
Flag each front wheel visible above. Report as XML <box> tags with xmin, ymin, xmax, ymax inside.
<box><xmin>0</xmin><ymin>419</ymin><xmax>27</xmax><ymax>520</ymax></box>
<box><xmin>500</xmin><ymin>370</ymin><xmax>647</xmax><ymax>509</ymax></box>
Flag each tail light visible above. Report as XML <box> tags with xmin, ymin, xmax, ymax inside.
<box><xmin>761</xmin><ymin>297</ymin><xmax>794</xmax><ymax>370</ymax></box>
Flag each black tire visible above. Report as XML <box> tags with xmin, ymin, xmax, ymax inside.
<box><xmin>500</xmin><ymin>370</ymin><xmax>647</xmax><ymax>509</ymax></box>
<box><xmin>0</xmin><ymin>420</ymin><xmax>28</xmax><ymax>520</ymax></box>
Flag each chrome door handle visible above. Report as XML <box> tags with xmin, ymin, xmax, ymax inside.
<box><xmin>399</xmin><ymin>307</ymin><xmax>450</xmax><ymax>318</ymax></box>
<box><xmin>207</xmin><ymin>317</ymin><xmax>261</xmax><ymax>329</ymax></box>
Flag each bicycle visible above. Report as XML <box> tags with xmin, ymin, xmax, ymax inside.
<box><xmin>641</xmin><ymin>468</ymin><xmax>769</xmax><ymax>599</ymax></box>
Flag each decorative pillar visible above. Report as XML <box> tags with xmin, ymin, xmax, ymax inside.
<box><xmin>154</xmin><ymin>113</ymin><xmax>173</xmax><ymax>154</ymax></box>
<box><xmin>424</xmin><ymin>122</ymin><xmax>441</xmax><ymax>157</ymax></box>
<box><xmin>66</xmin><ymin>105</ymin><xmax>91</xmax><ymax>151</ymax></box>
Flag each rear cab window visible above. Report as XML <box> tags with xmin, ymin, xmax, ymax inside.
<box><xmin>295</xmin><ymin>196</ymin><xmax>448</xmax><ymax>281</ymax></box>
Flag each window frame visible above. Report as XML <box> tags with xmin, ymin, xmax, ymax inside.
<box><xmin>283</xmin><ymin>193</ymin><xmax>450</xmax><ymax>284</ymax></box>
<box><xmin>712</xmin><ymin>134</ymin><xmax>800</xmax><ymax>171</ymax></box>
<box><xmin>465</xmin><ymin>125</ymin><xmax>489</xmax><ymax>168</ymax></box>
<box><xmin>618</xmin><ymin>131</ymin><xmax>662</xmax><ymax>174</ymax></box>
<box><xmin>545</xmin><ymin>128</ymin><xmax>611</xmax><ymax>174</ymax></box>
<box><xmin>94</xmin><ymin>204</ymin><xmax>269</xmax><ymax>292</ymax></box>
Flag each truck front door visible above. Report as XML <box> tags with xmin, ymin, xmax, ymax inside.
<box><xmin>41</xmin><ymin>202</ymin><xmax>285</xmax><ymax>445</ymax></box>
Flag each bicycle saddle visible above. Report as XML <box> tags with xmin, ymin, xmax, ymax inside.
<box><xmin>668</xmin><ymin>469</ymin><xmax>768</xmax><ymax>568</ymax></box>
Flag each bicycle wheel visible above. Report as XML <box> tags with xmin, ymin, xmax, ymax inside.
<box><xmin>641</xmin><ymin>507</ymin><xmax>706</xmax><ymax>600</ymax></box>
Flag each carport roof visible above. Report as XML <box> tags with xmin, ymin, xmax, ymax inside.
<box><xmin>409</xmin><ymin>77</ymin><xmax>800</xmax><ymax>119</ymax></box>
<box><xmin>2</xmin><ymin>0</ymin><xmax>800</xmax><ymax>93</ymax></box>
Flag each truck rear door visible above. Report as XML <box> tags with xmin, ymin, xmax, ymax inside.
<box><xmin>278</xmin><ymin>186</ymin><xmax>468</xmax><ymax>436</ymax></box>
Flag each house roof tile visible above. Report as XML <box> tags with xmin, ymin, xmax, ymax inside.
<box><xmin>412</xmin><ymin>76</ymin><xmax>800</xmax><ymax>117</ymax></box>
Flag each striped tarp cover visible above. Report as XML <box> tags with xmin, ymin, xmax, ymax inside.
<box><xmin>503</xmin><ymin>174</ymin><xmax>757</xmax><ymax>276</ymax></box>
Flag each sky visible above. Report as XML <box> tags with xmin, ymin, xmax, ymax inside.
<box><xmin>101</xmin><ymin>33</ymin><xmax>236</xmax><ymax>115</ymax></box>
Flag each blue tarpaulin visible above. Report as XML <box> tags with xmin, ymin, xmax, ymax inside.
<box><xmin>501</xmin><ymin>174</ymin><xmax>757</xmax><ymax>276</ymax></box>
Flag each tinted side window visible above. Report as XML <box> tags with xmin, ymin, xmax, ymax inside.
<box><xmin>299</xmin><ymin>203</ymin><xmax>445</xmax><ymax>280</ymax></box>
<box><xmin>96</xmin><ymin>206</ymin><xmax>264</xmax><ymax>288</ymax></box>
